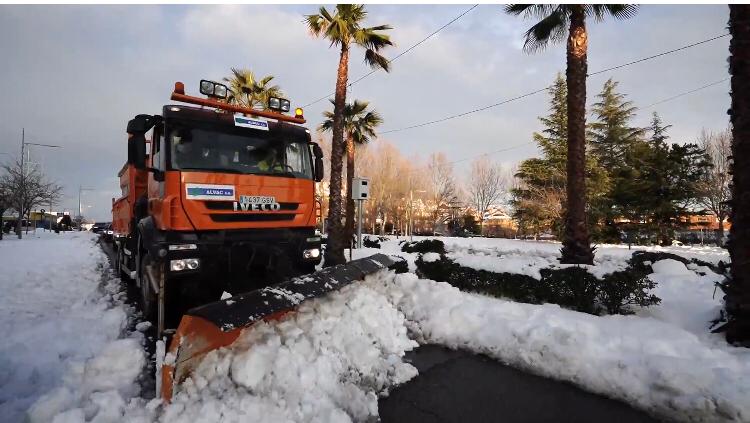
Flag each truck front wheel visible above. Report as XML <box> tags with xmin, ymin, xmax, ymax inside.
<box><xmin>139</xmin><ymin>253</ymin><xmax>158</xmax><ymax>323</ymax></box>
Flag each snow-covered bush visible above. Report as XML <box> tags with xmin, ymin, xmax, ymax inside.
<box><xmin>388</xmin><ymin>256</ymin><xmax>409</xmax><ymax>274</ymax></box>
<box><xmin>539</xmin><ymin>267</ymin><xmax>600</xmax><ymax>314</ymax></box>
<box><xmin>598</xmin><ymin>269</ymin><xmax>660</xmax><ymax>314</ymax></box>
<box><xmin>629</xmin><ymin>250</ymin><xmax>721</xmax><ymax>274</ymax></box>
<box><xmin>415</xmin><ymin>253</ymin><xmax>543</xmax><ymax>305</ymax></box>
<box><xmin>415</xmin><ymin>253</ymin><xmax>662</xmax><ymax>316</ymax></box>
<box><xmin>363</xmin><ymin>236</ymin><xmax>381</xmax><ymax>248</ymax></box>
<box><xmin>401</xmin><ymin>239</ymin><xmax>446</xmax><ymax>254</ymax></box>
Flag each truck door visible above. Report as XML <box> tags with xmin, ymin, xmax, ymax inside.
<box><xmin>148</xmin><ymin>124</ymin><xmax>166</xmax><ymax>222</ymax></box>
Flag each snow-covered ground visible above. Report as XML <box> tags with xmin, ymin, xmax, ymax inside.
<box><xmin>4</xmin><ymin>232</ymin><xmax>748</xmax><ymax>422</ymax></box>
<box><xmin>0</xmin><ymin>230</ymin><xmax>145</xmax><ymax>423</ymax></box>
<box><xmin>350</xmin><ymin>235</ymin><xmax>729</xmax><ymax>279</ymax></box>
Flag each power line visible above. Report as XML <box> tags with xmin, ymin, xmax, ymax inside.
<box><xmin>380</xmin><ymin>33</ymin><xmax>729</xmax><ymax>135</ymax></box>
<box><xmin>411</xmin><ymin>77</ymin><xmax>730</xmax><ymax>171</ymax></box>
<box><xmin>302</xmin><ymin>4</ymin><xmax>479</xmax><ymax>108</ymax></box>
<box><xmin>642</xmin><ymin>77</ymin><xmax>729</xmax><ymax>109</ymax></box>
<box><xmin>381</xmin><ymin>87</ymin><xmax>549</xmax><ymax>134</ymax></box>
<box><xmin>588</xmin><ymin>33</ymin><xmax>729</xmax><ymax>77</ymax></box>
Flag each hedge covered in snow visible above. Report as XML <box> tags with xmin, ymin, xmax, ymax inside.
<box><xmin>413</xmin><ymin>239</ymin><xmax>662</xmax><ymax>315</ymax></box>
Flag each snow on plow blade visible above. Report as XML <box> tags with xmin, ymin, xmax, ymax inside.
<box><xmin>160</xmin><ymin>253</ymin><xmax>396</xmax><ymax>401</ymax></box>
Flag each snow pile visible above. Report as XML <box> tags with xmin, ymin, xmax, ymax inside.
<box><xmin>642</xmin><ymin>260</ymin><xmax>725</xmax><ymax>336</ymax></box>
<box><xmin>651</xmin><ymin>259</ymin><xmax>694</xmax><ymax>276</ymax></box>
<box><xmin>160</xmin><ymin>283</ymin><xmax>418</xmax><ymax>423</ymax></box>
<box><xmin>357</xmin><ymin>234</ymin><xmax>729</xmax><ymax>280</ymax></box>
<box><xmin>368</xmin><ymin>272</ymin><xmax>750</xmax><ymax>423</ymax></box>
<box><xmin>27</xmin><ymin>339</ymin><xmax>148</xmax><ymax>423</ymax></box>
<box><xmin>420</xmin><ymin>252</ymin><xmax>441</xmax><ymax>263</ymax></box>
<box><xmin>11</xmin><ymin>232</ymin><xmax>742</xmax><ymax>423</ymax></box>
<box><xmin>0</xmin><ymin>231</ymin><xmax>145</xmax><ymax>422</ymax></box>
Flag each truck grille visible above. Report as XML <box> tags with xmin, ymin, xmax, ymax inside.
<box><xmin>209</xmin><ymin>213</ymin><xmax>296</xmax><ymax>223</ymax></box>
<box><xmin>204</xmin><ymin>201</ymin><xmax>299</xmax><ymax>211</ymax></box>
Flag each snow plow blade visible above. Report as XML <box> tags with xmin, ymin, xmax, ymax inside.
<box><xmin>160</xmin><ymin>253</ymin><xmax>396</xmax><ymax>401</ymax></box>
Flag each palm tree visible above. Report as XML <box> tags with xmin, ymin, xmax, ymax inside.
<box><xmin>505</xmin><ymin>4</ymin><xmax>637</xmax><ymax>265</ymax></box>
<box><xmin>320</xmin><ymin>100</ymin><xmax>383</xmax><ymax>242</ymax></box>
<box><xmin>306</xmin><ymin>5</ymin><xmax>393</xmax><ymax>266</ymax></box>
<box><xmin>725</xmin><ymin>4</ymin><xmax>750</xmax><ymax>346</ymax></box>
<box><xmin>223</xmin><ymin>68</ymin><xmax>283</xmax><ymax>110</ymax></box>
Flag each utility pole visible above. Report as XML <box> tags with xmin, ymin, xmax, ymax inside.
<box><xmin>17</xmin><ymin>129</ymin><xmax>25</xmax><ymax>239</ymax></box>
<box><xmin>78</xmin><ymin>185</ymin><xmax>94</xmax><ymax>230</ymax></box>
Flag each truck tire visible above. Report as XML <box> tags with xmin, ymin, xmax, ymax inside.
<box><xmin>115</xmin><ymin>243</ymin><xmax>128</xmax><ymax>280</ymax></box>
<box><xmin>114</xmin><ymin>243</ymin><xmax>122</xmax><ymax>276</ymax></box>
<box><xmin>139</xmin><ymin>252</ymin><xmax>158</xmax><ymax>323</ymax></box>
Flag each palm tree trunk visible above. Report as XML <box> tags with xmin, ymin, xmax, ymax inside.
<box><xmin>345</xmin><ymin>137</ymin><xmax>356</xmax><ymax>243</ymax></box>
<box><xmin>560</xmin><ymin>5</ymin><xmax>594</xmax><ymax>265</ymax></box>
<box><xmin>323</xmin><ymin>44</ymin><xmax>350</xmax><ymax>267</ymax></box>
<box><xmin>726</xmin><ymin>4</ymin><xmax>750</xmax><ymax>346</ymax></box>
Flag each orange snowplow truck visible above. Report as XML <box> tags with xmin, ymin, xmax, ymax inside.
<box><xmin>112</xmin><ymin>80</ymin><xmax>325</xmax><ymax>337</ymax></box>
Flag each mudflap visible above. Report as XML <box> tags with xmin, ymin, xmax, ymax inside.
<box><xmin>160</xmin><ymin>253</ymin><xmax>396</xmax><ymax>402</ymax></box>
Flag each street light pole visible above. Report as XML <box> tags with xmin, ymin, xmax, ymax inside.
<box><xmin>78</xmin><ymin>186</ymin><xmax>94</xmax><ymax>230</ymax></box>
<box><xmin>18</xmin><ymin>134</ymin><xmax>62</xmax><ymax>236</ymax></box>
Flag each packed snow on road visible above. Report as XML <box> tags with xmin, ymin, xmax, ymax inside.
<box><xmin>2</xmin><ymin>231</ymin><xmax>748</xmax><ymax>422</ymax></box>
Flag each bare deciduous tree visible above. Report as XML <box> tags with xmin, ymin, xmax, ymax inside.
<box><xmin>427</xmin><ymin>153</ymin><xmax>458</xmax><ymax>231</ymax></box>
<box><xmin>1</xmin><ymin>160</ymin><xmax>62</xmax><ymax>239</ymax></box>
<box><xmin>0</xmin><ymin>184</ymin><xmax>12</xmax><ymax>240</ymax></box>
<box><xmin>697</xmin><ymin>128</ymin><xmax>731</xmax><ymax>245</ymax></box>
<box><xmin>467</xmin><ymin>157</ymin><xmax>506</xmax><ymax>234</ymax></box>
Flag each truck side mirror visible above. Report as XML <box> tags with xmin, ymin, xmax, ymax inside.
<box><xmin>127</xmin><ymin>114</ymin><xmax>156</xmax><ymax>133</ymax></box>
<box><xmin>315</xmin><ymin>157</ymin><xmax>324</xmax><ymax>182</ymax></box>
<box><xmin>127</xmin><ymin>115</ymin><xmax>159</xmax><ymax>170</ymax></box>
<box><xmin>312</xmin><ymin>143</ymin><xmax>324</xmax><ymax>182</ymax></box>
<box><xmin>128</xmin><ymin>134</ymin><xmax>147</xmax><ymax>170</ymax></box>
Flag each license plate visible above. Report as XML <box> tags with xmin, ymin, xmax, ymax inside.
<box><xmin>239</xmin><ymin>195</ymin><xmax>275</xmax><ymax>205</ymax></box>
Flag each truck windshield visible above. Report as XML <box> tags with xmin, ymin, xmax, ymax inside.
<box><xmin>168</xmin><ymin>124</ymin><xmax>313</xmax><ymax>179</ymax></box>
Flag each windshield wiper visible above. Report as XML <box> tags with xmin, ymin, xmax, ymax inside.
<box><xmin>180</xmin><ymin>167</ymin><xmax>245</xmax><ymax>174</ymax></box>
<box><xmin>179</xmin><ymin>167</ymin><xmax>298</xmax><ymax>178</ymax></box>
<box><xmin>256</xmin><ymin>171</ymin><xmax>297</xmax><ymax>178</ymax></box>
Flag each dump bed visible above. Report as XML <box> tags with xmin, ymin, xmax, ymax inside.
<box><xmin>112</xmin><ymin>161</ymin><xmax>148</xmax><ymax>237</ymax></box>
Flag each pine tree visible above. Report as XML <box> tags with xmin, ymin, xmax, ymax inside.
<box><xmin>535</xmin><ymin>74</ymin><xmax>568</xmax><ymax>168</ymax></box>
<box><xmin>513</xmin><ymin>74</ymin><xmax>608</xmax><ymax>239</ymax></box>
<box><xmin>611</xmin><ymin>113</ymin><xmax>710</xmax><ymax>245</ymax></box>
<box><xmin>588</xmin><ymin>79</ymin><xmax>645</xmax><ymax>170</ymax></box>
<box><xmin>587</xmin><ymin>79</ymin><xmax>645</xmax><ymax>240</ymax></box>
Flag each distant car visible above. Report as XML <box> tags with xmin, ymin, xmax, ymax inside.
<box><xmin>101</xmin><ymin>223</ymin><xmax>114</xmax><ymax>242</ymax></box>
<box><xmin>91</xmin><ymin>222</ymin><xmax>109</xmax><ymax>234</ymax></box>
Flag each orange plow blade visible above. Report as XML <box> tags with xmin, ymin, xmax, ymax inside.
<box><xmin>159</xmin><ymin>253</ymin><xmax>397</xmax><ymax>401</ymax></box>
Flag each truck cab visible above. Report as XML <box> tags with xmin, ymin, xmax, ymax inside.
<box><xmin>113</xmin><ymin>81</ymin><xmax>324</xmax><ymax>335</ymax></box>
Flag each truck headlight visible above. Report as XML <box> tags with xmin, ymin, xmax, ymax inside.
<box><xmin>170</xmin><ymin>260</ymin><xmax>186</xmax><ymax>271</ymax></box>
<box><xmin>185</xmin><ymin>258</ymin><xmax>200</xmax><ymax>270</ymax></box>
<box><xmin>170</xmin><ymin>258</ymin><xmax>200</xmax><ymax>272</ymax></box>
<box><xmin>303</xmin><ymin>248</ymin><xmax>320</xmax><ymax>259</ymax></box>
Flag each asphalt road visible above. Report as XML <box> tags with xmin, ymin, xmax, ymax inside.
<box><xmin>98</xmin><ymin>236</ymin><xmax>660</xmax><ymax>422</ymax></box>
<box><xmin>379</xmin><ymin>345</ymin><xmax>660</xmax><ymax>423</ymax></box>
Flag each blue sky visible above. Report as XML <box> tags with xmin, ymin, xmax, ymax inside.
<box><xmin>0</xmin><ymin>4</ymin><xmax>731</xmax><ymax>221</ymax></box>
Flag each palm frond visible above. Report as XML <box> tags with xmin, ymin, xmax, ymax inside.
<box><xmin>367</xmin><ymin>24</ymin><xmax>393</xmax><ymax>32</ymax></box>
<box><xmin>355</xmin><ymin>28</ymin><xmax>393</xmax><ymax>51</ymax></box>
<box><xmin>505</xmin><ymin>4</ymin><xmax>559</xmax><ymax>20</ymax></box>
<box><xmin>364</xmin><ymin>49</ymin><xmax>391</xmax><ymax>71</ymax></box>
<box><xmin>351</xmin><ymin>100</ymin><xmax>369</xmax><ymax>115</ymax></box>
<box><xmin>304</xmin><ymin>13</ymin><xmax>326</xmax><ymax>36</ymax></box>
<box><xmin>521</xmin><ymin>7</ymin><xmax>568</xmax><ymax>53</ymax></box>
<box><xmin>588</xmin><ymin>4</ymin><xmax>638</xmax><ymax>22</ymax></box>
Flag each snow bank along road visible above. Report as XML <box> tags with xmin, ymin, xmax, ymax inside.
<box><xmin>0</xmin><ymin>231</ymin><xmax>143</xmax><ymax>423</ymax></box>
<box><xmin>3</xmin><ymin>231</ymin><xmax>749</xmax><ymax>422</ymax></box>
